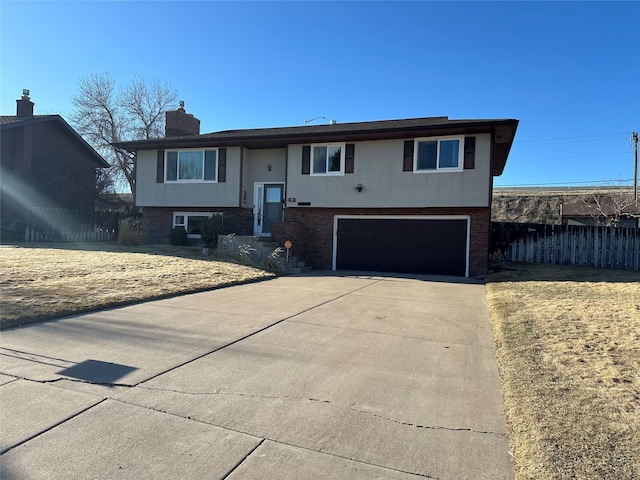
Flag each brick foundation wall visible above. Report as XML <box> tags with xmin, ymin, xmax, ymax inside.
<box><xmin>143</xmin><ymin>207</ymin><xmax>252</xmax><ymax>243</ymax></box>
<box><xmin>282</xmin><ymin>207</ymin><xmax>491</xmax><ymax>277</ymax></box>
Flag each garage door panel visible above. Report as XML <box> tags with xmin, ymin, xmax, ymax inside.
<box><xmin>336</xmin><ymin>218</ymin><xmax>468</xmax><ymax>276</ymax></box>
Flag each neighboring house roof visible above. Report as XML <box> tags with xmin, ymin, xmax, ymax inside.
<box><xmin>561</xmin><ymin>202</ymin><xmax>640</xmax><ymax>218</ymax></box>
<box><xmin>0</xmin><ymin>114</ymin><xmax>110</xmax><ymax>168</ymax></box>
<box><xmin>113</xmin><ymin>116</ymin><xmax>519</xmax><ymax>176</ymax></box>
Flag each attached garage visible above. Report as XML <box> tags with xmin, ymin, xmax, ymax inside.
<box><xmin>333</xmin><ymin>216</ymin><xmax>469</xmax><ymax>277</ymax></box>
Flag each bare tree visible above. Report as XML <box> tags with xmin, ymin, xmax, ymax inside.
<box><xmin>71</xmin><ymin>73</ymin><xmax>178</xmax><ymax>194</ymax></box>
<box><xmin>585</xmin><ymin>183</ymin><xmax>640</xmax><ymax>227</ymax></box>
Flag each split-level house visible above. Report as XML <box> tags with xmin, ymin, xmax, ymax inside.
<box><xmin>1</xmin><ymin>91</ymin><xmax>109</xmax><ymax>240</ymax></box>
<box><xmin>115</xmin><ymin>107</ymin><xmax>518</xmax><ymax>277</ymax></box>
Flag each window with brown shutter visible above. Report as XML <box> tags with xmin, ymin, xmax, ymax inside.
<box><xmin>403</xmin><ymin>140</ymin><xmax>414</xmax><ymax>171</ymax></box>
<box><xmin>218</xmin><ymin>148</ymin><xmax>227</xmax><ymax>182</ymax></box>
<box><xmin>301</xmin><ymin>145</ymin><xmax>311</xmax><ymax>175</ymax></box>
<box><xmin>345</xmin><ymin>144</ymin><xmax>355</xmax><ymax>174</ymax></box>
<box><xmin>464</xmin><ymin>137</ymin><xmax>475</xmax><ymax>169</ymax></box>
<box><xmin>156</xmin><ymin>150</ymin><xmax>165</xmax><ymax>183</ymax></box>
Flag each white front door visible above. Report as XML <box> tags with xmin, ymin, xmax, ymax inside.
<box><xmin>253</xmin><ymin>183</ymin><xmax>284</xmax><ymax>236</ymax></box>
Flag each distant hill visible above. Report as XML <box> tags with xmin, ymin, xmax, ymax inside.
<box><xmin>491</xmin><ymin>187</ymin><xmax>625</xmax><ymax>224</ymax></box>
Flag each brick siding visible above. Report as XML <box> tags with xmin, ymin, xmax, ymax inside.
<box><xmin>144</xmin><ymin>206</ymin><xmax>491</xmax><ymax>277</ymax></box>
<box><xmin>280</xmin><ymin>207</ymin><xmax>491</xmax><ymax>277</ymax></box>
<box><xmin>143</xmin><ymin>207</ymin><xmax>252</xmax><ymax>243</ymax></box>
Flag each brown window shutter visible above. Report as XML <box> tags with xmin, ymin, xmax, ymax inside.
<box><xmin>218</xmin><ymin>148</ymin><xmax>227</xmax><ymax>182</ymax></box>
<box><xmin>156</xmin><ymin>150</ymin><xmax>165</xmax><ymax>183</ymax></box>
<box><xmin>345</xmin><ymin>144</ymin><xmax>355</xmax><ymax>174</ymax></box>
<box><xmin>301</xmin><ymin>145</ymin><xmax>311</xmax><ymax>175</ymax></box>
<box><xmin>403</xmin><ymin>140</ymin><xmax>414</xmax><ymax>171</ymax></box>
<box><xmin>464</xmin><ymin>137</ymin><xmax>475</xmax><ymax>169</ymax></box>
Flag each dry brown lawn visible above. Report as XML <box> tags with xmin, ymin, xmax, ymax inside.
<box><xmin>486</xmin><ymin>264</ymin><xmax>640</xmax><ymax>480</ymax></box>
<box><xmin>0</xmin><ymin>243</ymin><xmax>275</xmax><ymax>329</ymax></box>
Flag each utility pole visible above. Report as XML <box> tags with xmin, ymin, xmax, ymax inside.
<box><xmin>633</xmin><ymin>131</ymin><xmax>638</xmax><ymax>206</ymax></box>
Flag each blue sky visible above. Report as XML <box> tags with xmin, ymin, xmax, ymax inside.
<box><xmin>2</xmin><ymin>1</ymin><xmax>639</xmax><ymax>187</ymax></box>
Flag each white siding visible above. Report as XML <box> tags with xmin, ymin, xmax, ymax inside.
<box><xmin>135</xmin><ymin>135</ymin><xmax>493</xmax><ymax>209</ymax></box>
<box><xmin>135</xmin><ymin>148</ymin><xmax>242</xmax><ymax>207</ymax></box>
<box><xmin>241</xmin><ymin>148</ymin><xmax>286</xmax><ymax>207</ymax></box>
<box><xmin>286</xmin><ymin>135</ymin><xmax>492</xmax><ymax>208</ymax></box>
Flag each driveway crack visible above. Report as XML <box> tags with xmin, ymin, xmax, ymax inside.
<box><xmin>220</xmin><ymin>438</ymin><xmax>266</xmax><ymax>479</ymax></box>
<box><xmin>111</xmin><ymin>397</ymin><xmax>438</xmax><ymax>479</ymax></box>
<box><xmin>137</xmin><ymin>385</ymin><xmax>333</xmax><ymax>404</ymax></box>
<box><xmin>349</xmin><ymin>404</ymin><xmax>506</xmax><ymax>437</ymax></box>
<box><xmin>1</xmin><ymin>375</ymin><xmax>135</xmax><ymax>389</ymax></box>
<box><xmin>0</xmin><ymin>398</ymin><xmax>107</xmax><ymax>455</ymax></box>
<box><xmin>136</xmin><ymin>385</ymin><xmax>503</xmax><ymax>438</ymax></box>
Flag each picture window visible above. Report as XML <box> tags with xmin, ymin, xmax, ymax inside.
<box><xmin>166</xmin><ymin>149</ymin><xmax>217</xmax><ymax>182</ymax></box>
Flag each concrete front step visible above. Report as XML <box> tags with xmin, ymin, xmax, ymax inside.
<box><xmin>289</xmin><ymin>266</ymin><xmax>313</xmax><ymax>274</ymax></box>
<box><xmin>218</xmin><ymin>235</ymin><xmax>311</xmax><ymax>274</ymax></box>
<box><xmin>281</xmin><ymin>261</ymin><xmax>311</xmax><ymax>274</ymax></box>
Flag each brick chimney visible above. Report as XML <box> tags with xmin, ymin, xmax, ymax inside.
<box><xmin>165</xmin><ymin>101</ymin><xmax>200</xmax><ymax>137</ymax></box>
<box><xmin>17</xmin><ymin>89</ymin><xmax>34</xmax><ymax>118</ymax></box>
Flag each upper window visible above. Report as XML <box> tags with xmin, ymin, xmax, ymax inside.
<box><xmin>414</xmin><ymin>136</ymin><xmax>463</xmax><ymax>172</ymax></box>
<box><xmin>312</xmin><ymin>144</ymin><xmax>344</xmax><ymax>175</ymax></box>
<box><xmin>166</xmin><ymin>149</ymin><xmax>217</xmax><ymax>182</ymax></box>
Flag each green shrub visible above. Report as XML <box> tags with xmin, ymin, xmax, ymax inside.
<box><xmin>118</xmin><ymin>217</ymin><xmax>147</xmax><ymax>245</ymax></box>
<box><xmin>200</xmin><ymin>215</ymin><xmax>223</xmax><ymax>248</ymax></box>
<box><xmin>168</xmin><ymin>227</ymin><xmax>188</xmax><ymax>246</ymax></box>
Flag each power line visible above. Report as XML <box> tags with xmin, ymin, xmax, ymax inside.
<box><xmin>515</xmin><ymin>132</ymin><xmax>630</xmax><ymax>146</ymax></box>
<box><xmin>495</xmin><ymin>178</ymin><xmax>634</xmax><ymax>187</ymax></box>
<box><xmin>509</xmin><ymin>151</ymin><xmax>629</xmax><ymax>164</ymax></box>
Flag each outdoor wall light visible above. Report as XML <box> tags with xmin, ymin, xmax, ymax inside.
<box><xmin>267</xmin><ymin>164</ymin><xmax>272</xmax><ymax>171</ymax></box>
<box><xmin>354</xmin><ymin>183</ymin><xmax>365</xmax><ymax>193</ymax></box>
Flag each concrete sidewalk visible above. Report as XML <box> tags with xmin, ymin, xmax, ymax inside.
<box><xmin>1</xmin><ymin>273</ymin><xmax>513</xmax><ymax>479</ymax></box>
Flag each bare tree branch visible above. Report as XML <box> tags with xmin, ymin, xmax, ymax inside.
<box><xmin>585</xmin><ymin>181</ymin><xmax>640</xmax><ymax>227</ymax></box>
<box><xmin>70</xmin><ymin>73</ymin><xmax>178</xmax><ymax>194</ymax></box>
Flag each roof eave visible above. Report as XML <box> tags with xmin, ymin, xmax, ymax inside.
<box><xmin>491</xmin><ymin>119</ymin><xmax>519</xmax><ymax>177</ymax></box>
<box><xmin>113</xmin><ymin>118</ymin><xmax>520</xmax><ymax>155</ymax></box>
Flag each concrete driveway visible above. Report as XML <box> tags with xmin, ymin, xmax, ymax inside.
<box><xmin>0</xmin><ymin>273</ymin><xmax>512</xmax><ymax>479</ymax></box>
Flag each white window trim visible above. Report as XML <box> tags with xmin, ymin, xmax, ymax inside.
<box><xmin>165</xmin><ymin>148</ymin><xmax>218</xmax><ymax>183</ymax></box>
<box><xmin>173</xmin><ymin>211</ymin><xmax>221</xmax><ymax>238</ymax></box>
<box><xmin>413</xmin><ymin>136</ymin><xmax>464</xmax><ymax>173</ymax></box>
<box><xmin>310</xmin><ymin>143</ymin><xmax>346</xmax><ymax>176</ymax></box>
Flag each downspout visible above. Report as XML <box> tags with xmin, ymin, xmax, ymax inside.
<box><xmin>238</xmin><ymin>147</ymin><xmax>244</xmax><ymax>207</ymax></box>
<box><xmin>283</xmin><ymin>144</ymin><xmax>289</xmax><ymax>221</ymax></box>
<box><xmin>489</xmin><ymin>126</ymin><xmax>496</xmax><ymax>207</ymax></box>
<box><xmin>132</xmin><ymin>151</ymin><xmax>137</xmax><ymax>208</ymax></box>
<box><xmin>487</xmin><ymin>125</ymin><xmax>497</xmax><ymax>260</ymax></box>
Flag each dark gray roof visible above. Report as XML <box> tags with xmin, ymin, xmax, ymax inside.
<box><xmin>113</xmin><ymin>115</ymin><xmax>519</xmax><ymax>175</ymax></box>
<box><xmin>1</xmin><ymin>115</ymin><xmax>58</xmax><ymax>126</ymax></box>
<box><xmin>562</xmin><ymin>201</ymin><xmax>640</xmax><ymax>217</ymax></box>
<box><xmin>0</xmin><ymin>114</ymin><xmax>110</xmax><ymax>168</ymax></box>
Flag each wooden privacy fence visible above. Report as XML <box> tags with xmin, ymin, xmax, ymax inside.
<box><xmin>491</xmin><ymin>222</ymin><xmax>640</xmax><ymax>271</ymax></box>
<box><xmin>23</xmin><ymin>207</ymin><xmax>126</xmax><ymax>243</ymax></box>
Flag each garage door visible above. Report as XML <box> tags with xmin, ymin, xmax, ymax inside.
<box><xmin>335</xmin><ymin>217</ymin><xmax>468</xmax><ymax>276</ymax></box>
